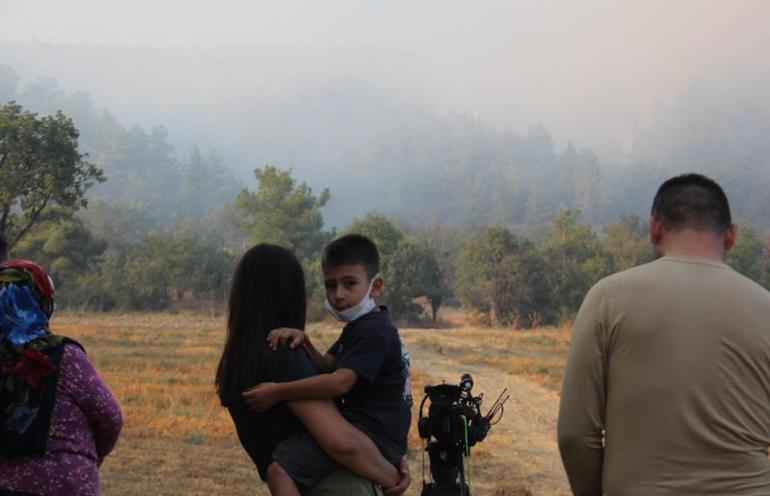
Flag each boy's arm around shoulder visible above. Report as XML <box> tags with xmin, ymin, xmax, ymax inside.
<box><xmin>243</xmin><ymin>368</ymin><xmax>358</xmax><ymax>411</ymax></box>
<box><xmin>266</xmin><ymin>327</ymin><xmax>338</xmax><ymax>373</ymax></box>
<box><xmin>281</xmin><ymin>367</ymin><xmax>358</xmax><ymax>400</ymax></box>
<box><xmin>304</xmin><ymin>339</ymin><xmax>338</xmax><ymax>373</ymax></box>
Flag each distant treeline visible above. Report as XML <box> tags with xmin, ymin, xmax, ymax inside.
<box><xmin>8</xmin><ymin>167</ymin><xmax>769</xmax><ymax>326</ymax></box>
<box><xmin>2</xmin><ymin>63</ymin><xmax>770</xmax><ymax>231</ymax></box>
<box><xmin>4</xmin><ymin>145</ymin><xmax>768</xmax><ymax>327</ymax></box>
<box><xmin>2</xmin><ymin>65</ymin><xmax>769</xmax><ymax>325</ymax></box>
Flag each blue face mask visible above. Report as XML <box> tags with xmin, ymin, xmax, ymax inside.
<box><xmin>324</xmin><ymin>274</ymin><xmax>380</xmax><ymax>322</ymax></box>
<box><xmin>0</xmin><ymin>284</ymin><xmax>49</xmax><ymax>346</ymax></box>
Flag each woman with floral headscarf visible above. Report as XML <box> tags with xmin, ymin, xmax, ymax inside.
<box><xmin>0</xmin><ymin>260</ymin><xmax>123</xmax><ymax>496</ymax></box>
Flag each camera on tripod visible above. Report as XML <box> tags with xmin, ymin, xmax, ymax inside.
<box><xmin>417</xmin><ymin>374</ymin><xmax>509</xmax><ymax>496</ymax></box>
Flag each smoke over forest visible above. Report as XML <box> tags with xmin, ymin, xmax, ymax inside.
<box><xmin>2</xmin><ymin>41</ymin><xmax>770</xmax><ymax>229</ymax></box>
<box><xmin>1</xmin><ymin>1</ymin><xmax>769</xmax><ymax>317</ymax></box>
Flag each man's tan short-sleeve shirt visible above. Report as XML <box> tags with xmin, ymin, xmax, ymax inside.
<box><xmin>559</xmin><ymin>256</ymin><xmax>770</xmax><ymax>496</ymax></box>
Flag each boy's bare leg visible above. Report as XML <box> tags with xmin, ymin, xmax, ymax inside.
<box><xmin>267</xmin><ymin>461</ymin><xmax>302</xmax><ymax>496</ymax></box>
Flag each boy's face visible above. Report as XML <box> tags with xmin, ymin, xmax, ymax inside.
<box><xmin>323</xmin><ymin>263</ymin><xmax>383</xmax><ymax>311</ymax></box>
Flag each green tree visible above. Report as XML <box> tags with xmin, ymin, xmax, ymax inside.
<box><xmin>343</xmin><ymin>213</ymin><xmax>406</xmax><ymax>319</ymax></box>
<box><xmin>492</xmin><ymin>244</ymin><xmax>555</xmax><ymax>327</ymax></box>
<box><xmin>410</xmin><ymin>243</ymin><xmax>445</xmax><ymax>323</ymax></box>
<box><xmin>121</xmin><ymin>243</ymin><xmax>173</xmax><ymax>310</ymax></box>
<box><xmin>0</xmin><ymin>102</ymin><xmax>104</xmax><ymax>246</ymax></box>
<box><xmin>142</xmin><ymin>233</ymin><xmax>233</xmax><ymax>301</ymax></box>
<box><xmin>602</xmin><ymin>216</ymin><xmax>654</xmax><ymax>272</ymax></box>
<box><xmin>454</xmin><ymin>227</ymin><xmax>518</xmax><ymax>315</ymax></box>
<box><xmin>344</xmin><ymin>212</ymin><xmax>405</xmax><ymax>258</ymax></box>
<box><xmin>88</xmin><ymin>249</ymin><xmax>134</xmax><ymax>311</ymax></box>
<box><xmin>383</xmin><ymin>241</ymin><xmax>445</xmax><ymax>323</ymax></box>
<box><xmin>97</xmin><ymin>233</ymin><xmax>234</xmax><ymax>311</ymax></box>
<box><xmin>340</xmin><ymin>214</ymin><xmax>446</xmax><ymax>323</ymax></box>
<box><xmin>381</xmin><ymin>242</ymin><xmax>424</xmax><ymax>322</ymax></box>
<box><xmin>176</xmin><ymin>147</ymin><xmax>241</xmax><ymax>221</ymax></box>
<box><xmin>411</xmin><ymin>224</ymin><xmax>477</xmax><ymax>307</ymax></box>
<box><xmin>540</xmin><ymin>209</ymin><xmax>611</xmax><ymax>319</ymax></box>
<box><xmin>14</xmin><ymin>216</ymin><xmax>107</xmax><ymax>308</ymax></box>
<box><xmin>235</xmin><ymin>166</ymin><xmax>331</xmax><ymax>261</ymax></box>
<box><xmin>197</xmin><ymin>203</ymin><xmax>244</xmax><ymax>249</ymax></box>
<box><xmin>78</xmin><ymin>199</ymin><xmax>158</xmax><ymax>248</ymax></box>
<box><xmin>728</xmin><ymin>223</ymin><xmax>767</xmax><ymax>284</ymax></box>
<box><xmin>454</xmin><ymin>227</ymin><xmax>558</xmax><ymax>327</ymax></box>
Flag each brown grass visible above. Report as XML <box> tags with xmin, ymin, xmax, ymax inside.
<box><xmin>405</xmin><ymin>321</ymin><xmax>572</xmax><ymax>393</ymax></box>
<box><xmin>51</xmin><ymin>311</ymin><xmax>571</xmax><ymax>495</ymax></box>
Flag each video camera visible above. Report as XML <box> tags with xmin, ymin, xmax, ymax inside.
<box><xmin>417</xmin><ymin>374</ymin><xmax>509</xmax><ymax>496</ymax></box>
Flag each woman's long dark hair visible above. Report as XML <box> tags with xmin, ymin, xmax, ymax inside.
<box><xmin>215</xmin><ymin>244</ymin><xmax>306</xmax><ymax>406</ymax></box>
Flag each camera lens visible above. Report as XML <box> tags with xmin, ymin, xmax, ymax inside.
<box><xmin>460</xmin><ymin>373</ymin><xmax>473</xmax><ymax>392</ymax></box>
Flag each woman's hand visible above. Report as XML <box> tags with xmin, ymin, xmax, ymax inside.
<box><xmin>383</xmin><ymin>459</ymin><xmax>411</xmax><ymax>495</ymax></box>
<box><xmin>267</xmin><ymin>327</ymin><xmax>307</xmax><ymax>350</ymax></box>
<box><xmin>242</xmin><ymin>382</ymin><xmax>280</xmax><ymax>411</ymax></box>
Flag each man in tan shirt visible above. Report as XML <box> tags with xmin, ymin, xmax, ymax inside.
<box><xmin>558</xmin><ymin>173</ymin><xmax>770</xmax><ymax>495</ymax></box>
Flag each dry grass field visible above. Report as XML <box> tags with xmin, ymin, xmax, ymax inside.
<box><xmin>51</xmin><ymin>309</ymin><xmax>572</xmax><ymax>495</ymax></box>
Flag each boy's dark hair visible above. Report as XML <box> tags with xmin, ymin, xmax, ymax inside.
<box><xmin>651</xmin><ymin>173</ymin><xmax>732</xmax><ymax>233</ymax></box>
<box><xmin>216</xmin><ymin>244</ymin><xmax>306</xmax><ymax>406</ymax></box>
<box><xmin>322</xmin><ymin>234</ymin><xmax>380</xmax><ymax>279</ymax></box>
<box><xmin>0</xmin><ymin>235</ymin><xmax>8</xmax><ymax>262</ymax></box>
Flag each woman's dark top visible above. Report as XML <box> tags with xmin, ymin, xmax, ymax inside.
<box><xmin>227</xmin><ymin>347</ymin><xmax>317</xmax><ymax>480</ymax></box>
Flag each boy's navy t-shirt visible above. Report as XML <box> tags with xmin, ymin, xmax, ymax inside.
<box><xmin>327</xmin><ymin>307</ymin><xmax>412</xmax><ymax>466</ymax></box>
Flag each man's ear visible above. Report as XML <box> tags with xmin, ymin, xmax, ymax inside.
<box><xmin>369</xmin><ymin>275</ymin><xmax>384</xmax><ymax>299</ymax></box>
<box><xmin>723</xmin><ymin>223</ymin><xmax>738</xmax><ymax>251</ymax></box>
<box><xmin>649</xmin><ymin>217</ymin><xmax>664</xmax><ymax>246</ymax></box>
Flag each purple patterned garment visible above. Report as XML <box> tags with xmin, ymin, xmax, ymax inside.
<box><xmin>0</xmin><ymin>343</ymin><xmax>123</xmax><ymax>495</ymax></box>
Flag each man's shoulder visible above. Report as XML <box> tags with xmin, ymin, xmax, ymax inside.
<box><xmin>591</xmin><ymin>260</ymin><xmax>658</xmax><ymax>293</ymax></box>
<box><xmin>594</xmin><ymin>257</ymin><xmax>769</xmax><ymax>304</ymax></box>
<box><xmin>727</xmin><ymin>270</ymin><xmax>770</xmax><ymax>308</ymax></box>
<box><xmin>582</xmin><ymin>259</ymin><xmax>676</xmax><ymax>308</ymax></box>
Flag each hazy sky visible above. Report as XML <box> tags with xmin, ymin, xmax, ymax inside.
<box><xmin>1</xmin><ymin>0</ymin><xmax>769</xmax><ymax>160</ymax></box>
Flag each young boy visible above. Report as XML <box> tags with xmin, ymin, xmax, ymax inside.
<box><xmin>243</xmin><ymin>234</ymin><xmax>412</xmax><ymax>495</ymax></box>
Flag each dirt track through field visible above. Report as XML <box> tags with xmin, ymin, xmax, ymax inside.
<box><xmin>59</xmin><ymin>314</ymin><xmax>572</xmax><ymax>495</ymax></box>
<box><xmin>401</xmin><ymin>329</ymin><xmax>571</xmax><ymax>495</ymax></box>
